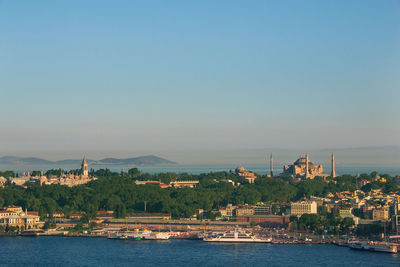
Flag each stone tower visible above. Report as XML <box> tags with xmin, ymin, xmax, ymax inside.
<box><xmin>270</xmin><ymin>153</ymin><xmax>274</xmax><ymax>177</ymax></box>
<box><xmin>331</xmin><ymin>152</ymin><xmax>336</xmax><ymax>178</ymax></box>
<box><xmin>81</xmin><ymin>155</ymin><xmax>88</xmax><ymax>177</ymax></box>
<box><xmin>305</xmin><ymin>153</ymin><xmax>309</xmax><ymax>178</ymax></box>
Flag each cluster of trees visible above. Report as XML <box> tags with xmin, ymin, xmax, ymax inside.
<box><xmin>356</xmin><ymin>171</ymin><xmax>398</xmax><ymax>193</ymax></box>
<box><xmin>0</xmin><ymin>169</ymin><xmax>398</xmax><ymax>220</ymax></box>
<box><xmin>289</xmin><ymin>213</ymin><xmax>355</xmax><ymax>234</ymax></box>
<box><xmin>355</xmin><ymin>222</ymin><xmax>386</xmax><ymax>236</ymax></box>
<box><xmin>0</xmin><ymin>171</ymin><xmax>15</xmax><ymax>177</ymax></box>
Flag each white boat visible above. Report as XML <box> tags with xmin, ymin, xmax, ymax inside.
<box><xmin>144</xmin><ymin>232</ymin><xmax>170</xmax><ymax>240</ymax></box>
<box><xmin>349</xmin><ymin>241</ymin><xmax>398</xmax><ymax>253</ymax></box>
<box><xmin>348</xmin><ymin>241</ymin><xmax>363</xmax><ymax>250</ymax></box>
<box><xmin>203</xmin><ymin>230</ymin><xmax>272</xmax><ymax>243</ymax></box>
<box><xmin>107</xmin><ymin>231</ymin><xmax>141</xmax><ymax>240</ymax></box>
<box><xmin>108</xmin><ymin>229</ymin><xmax>152</xmax><ymax>240</ymax></box>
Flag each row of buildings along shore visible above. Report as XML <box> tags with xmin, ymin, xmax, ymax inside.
<box><xmin>1</xmin><ymin>185</ymin><xmax>399</xmax><ymax>233</ymax></box>
<box><xmin>206</xmin><ymin>188</ymin><xmax>400</xmax><ymax>233</ymax></box>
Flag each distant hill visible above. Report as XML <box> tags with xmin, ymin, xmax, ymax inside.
<box><xmin>0</xmin><ymin>155</ymin><xmax>177</xmax><ymax>166</ymax></box>
<box><xmin>0</xmin><ymin>156</ymin><xmax>53</xmax><ymax>165</ymax></box>
<box><xmin>94</xmin><ymin>155</ymin><xmax>176</xmax><ymax>165</ymax></box>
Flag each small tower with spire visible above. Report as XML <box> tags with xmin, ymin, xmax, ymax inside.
<box><xmin>305</xmin><ymin>152</ymin><xmax>309</xmax><ymax>178</ymax></box>
<box><xmin>331</xmin><ymin>152</ymin><xmax>336</xmax><ymax>178</ymax></box>
<box><xmin>81</xmin><ymin>155</ymin><xmax>88</xmax><ymax>177</ymax></box>
<box><xmin>270</xmin><ymin>153</ymin><xmax>274</xmax><ymax>177</ymax></box>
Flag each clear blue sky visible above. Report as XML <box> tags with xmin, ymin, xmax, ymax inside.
<box><xmin>1</xmin><ymin>0</ymin><xmax>399</xmax><ymax>162</ymax></box>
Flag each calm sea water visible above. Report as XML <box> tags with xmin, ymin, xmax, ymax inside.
<box><xmin>0</xmin><ymin>237</ymin><xmax>399</xmax><ymax>266</ymax></box>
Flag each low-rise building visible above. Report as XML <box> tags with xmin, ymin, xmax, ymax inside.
<box><xmin>235</xmin><ymin>206</ymin><xmax>254</xmax><ymax>217</ymax></box>
<box><xmin>339</xmin><ymin>207</ymin><xmax>360</xmax><ymax>225</ymax></box>
<box><xmin>237</xmin><ymin>215</ymin><xmax>290</xmax><ymax>226</ymax></box>
<box><xmin>135</xmin><ymin>180</ymin><xmax>199</xmax><ymax>188</ymax></box>
<box><xmin>254</xmin><ymin>203</ymin><xmax>273</xmax><ymax>215</ymax></box>
<box><xmin>372</xmin><ymin>207</ymin><xmax>389</xmax><ymax>221</ymax></box>
<box><xmin>69</xmin><ymin>213</ymin><xmax>84</xmax><ymax>220</ymax></box>
<box><xmin>218</xmin><ymin>207</ymin><xmax>227</xmax><ymax>217</ymax></box>
<box><xmin>290</xmin><ymin>201</ymin><xmax>317</xmax><ymax>217</ymax></box>
<box><xmin>225</xmin><ymin>204</ymin><xmax>237</xmax><ymax>217</ymax></box>
<box><xmin>125</xmin><ymin>213</ymin><xmax>171</xmax><ymax>220</ymax></box>
<box><xmin>170</xmin><ymin>181</ymin><xmax>199</xmax><ymax>188</ymax></box>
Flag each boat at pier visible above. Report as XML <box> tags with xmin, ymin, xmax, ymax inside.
<box><xmin>107</xmin><ymin>229</ymin><xmax>152</xmax><ymax>240</ymax></box>
<box><xmin>349</xmin><ymin>241</ymin><xmax>398</xmax><ymax>253</ymax></box>
<box><xmin>203</xmin><ymin>229</ymin><xmax>272</xmax><ymax>243</ymax></box>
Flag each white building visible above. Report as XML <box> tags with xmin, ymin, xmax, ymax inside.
<box><xmin>339</xmin><ymin>207</ymin><xmax>360</xmax><ymax>225</ymax></box>
<box><xmin>290</xmin><ymin>201</ymin><xmax>317</xmax><ymax>217</ymax></box>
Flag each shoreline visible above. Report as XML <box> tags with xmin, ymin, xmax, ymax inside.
<box><xmin>0</xmin><ymin>233</ymin><xmax>351</xmax><ymax>245</ymax></box>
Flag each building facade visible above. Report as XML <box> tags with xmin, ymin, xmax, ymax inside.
<box><xmin>290</xmin><ymin>201</ymin><xmax>317</xmax><ymax>217</ymax></box>
<box><xmin>0</xmin><ymin>206</ymin><xmax>42</xmax><ymax>231</ymax></box>
<box><xmin>372</xmin><ymin>207</ymin><xmax>389</xmax><ymax>221</ymax></box>
<box><xmin>284</xmin><ymin>154</ymin><xmax>323</xmax><ymax>178</ymax></box>
<box><xmin>235</xmin><ymin>166</ymin><xmax>257</xmax><ymax>183</ymax></box>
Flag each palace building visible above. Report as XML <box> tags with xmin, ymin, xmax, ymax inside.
<box><xmin>0</xmin><ymin>206</ymin><xmax>42</xmax><ymax>231</ymax></box>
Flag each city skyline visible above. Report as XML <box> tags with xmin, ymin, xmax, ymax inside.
<box><xmin>1</xmin><ymin>1</ymin><xmax>400</xmax><ymax>264</ymax></box>
<box><xmin>1</xmin><ymin>146</ymin><xmax>400</xmax><ymax>167</ymax></box>
<box><xmin>1</xmin><ymin>0</ymin><xmax>400</xmax><ymax>162</ymax></box>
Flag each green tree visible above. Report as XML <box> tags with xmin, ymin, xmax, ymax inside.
<box><xmin>114</xmin><ymin>204</ymin><xmax>126</xmax><ymax>218</ymax></box>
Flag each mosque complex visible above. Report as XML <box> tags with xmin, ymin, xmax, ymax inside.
<box><xmin>235</xmin><ymin>152</ymin><xmax>337</xmax><ymax>183</ymax></box>
<box><xmin>283</xmin><ymin>152</ymin><xmax>337</xmax><ymax>179</ymax></box>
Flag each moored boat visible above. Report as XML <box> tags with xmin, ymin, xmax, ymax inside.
<box><xmin>349</xmin><ymin>241</ymin><xmax>398</xmax><ymax>253</ymax></box>
<box><xmin>107</xmin><ymin>229</ymin><xmax>152</xmax><ymax>240</ymax></box>
<box><xmin>203</xmin><ymin>229</ymin><xmax>271</xmax><ymax>243</ymax></box>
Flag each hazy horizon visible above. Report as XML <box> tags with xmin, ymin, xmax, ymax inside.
<box><xmin>1</xmin><ymin>145</ymin><xmax>400</xmax><ymax>166</ymax></box>
<box><xmin>1</xmin><ymin>1</ymin><xmax>400</xmax><ymax>163</ymax></box>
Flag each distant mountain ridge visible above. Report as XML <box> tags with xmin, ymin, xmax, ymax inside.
<box><xmin>0</xmin><ymin>155</ymin><xmax>177</xmax><ymax>166</ymax></box>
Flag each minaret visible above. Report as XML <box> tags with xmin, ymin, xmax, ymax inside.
<box><xmin>81</xmin><ymin>155</ymin><xmax>88</xmax><ymax>177</ymax></box>
<box><xmin>331</xmin><ymin>152</ymin><xmax>336</xmax><ymax>178</ymax></box>
<box><xmin>305</xmin><ymin>153</ymin><xmax>309</xmax><ymax>178</ymax></box>
<box><xmin>270</xmin><ymin>154</ymin><xmax>274</xmax><ymax>177</ymax></box>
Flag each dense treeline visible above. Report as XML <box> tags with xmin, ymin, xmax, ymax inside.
<box><xmin>289</xmin><ymin>213</ymin><xmax>355</xmax><ymax>235</ymax></box>
<box><xmin>0</xmin><ymin>169</ymin><xmax>398</xmax><ymax>219</ymax></box>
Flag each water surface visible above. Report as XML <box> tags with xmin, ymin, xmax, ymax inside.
<box><xmin>0</xmin><ymin>237</ymin><xmax>398</xmax><ymax>266</ymax></box>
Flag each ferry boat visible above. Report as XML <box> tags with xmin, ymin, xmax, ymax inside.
<box><xmin>349</xmin><ymin>241</ymin><xmax>398</xmax><ymax>253</ymax></box>
<box><xmin>107</xmin><ymin>229</ymin><xmax>152</xmax><ymax>240</ymax></box>
<box><xmin>203</xmin><ymin>230</ymin><xmax>272</xmax><ymax>243</ymax></box>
